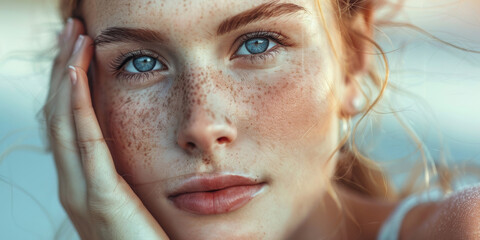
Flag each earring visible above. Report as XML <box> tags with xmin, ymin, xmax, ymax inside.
<box><xmin>339</xmin><ymin>117</ymin><xmax>350</xmax><ymax>140</ymax></box>
<box><xmin>338</xmin><ymin>117</ymin><xmax>352</xmax><ymax>153</ymax></box>
<box><xmin>352</xmin><ymin>96</ymin><xmax>366</xmax><ymax>113</ymax></box>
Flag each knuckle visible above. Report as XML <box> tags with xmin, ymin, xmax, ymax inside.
<box><xmin>43</xmin><ymin>90</ymin><xmax>63</xmax><ymax>120</ymax></box>
<box><xmin>47</xmin><ymin>114</ymin><xmax>70</xmax><ymax>142</ymax></box>
<box><xmin>42</xmin><ymin>104</ymin><xmax>53</xmax><ymax>124</ymax></box>
<box><xmin>76</xmin><ymin>138</ymin><xmax>105</xmax><ymax>153</ymax></box>
<box><xmin>51</xmin><ymin>53</ymin><xmax>72</xmax><ymax>84</ymax></box>
<box><xmin>71</xmin><ymin>105</ymin><xmax>84</xmax><ymax>115</ymax></box>
<box><xmin>53</xmin><ymin>47</ymin><xmax>71</xmax><ymax>67</ymax></box>
<box><xmin>46</xmin><ymin>115</ymin><xmax>78</xmax><ymax>154</ymax></box>
<box><xmin>86</xmin><ymin>181</ymin><xmax>125</xmax><ymax>207</ymax></box>
<box><xmin>59</xmin><ymin>191</ymin><xmax>83</xmax><ymax>215</ymax></box>
<box><xmin>86</xmin><ymin>198</ymin><xmax>118</xmax><ymax>225</ymax></box>
<box><xmin>75</xmin><ymin>138</ymin><xmax>109</xmax><ymax>167</ymax></box>
<box><xmin>52</xmin><ymin>57</ymin><xmax>69</xmax><ymax>77</ymax></box>
<box><xmin>72</xmin><ymin>107</ymin><xmax>96</xmax><ymax>125</ymax></box>
<box><xmin>84</xmin><ymin>182</ymin><xmax>132</xmax><ymax>224</ymax></box>
<box><xmin>52</xmin><ymin>54</ymin><xmax>63</xmax><ymax>69</ymax></box>
<box><xmin>42</xmin><ymin>101</ymin><xmax>52</xmax><ymax>116</ymax></box>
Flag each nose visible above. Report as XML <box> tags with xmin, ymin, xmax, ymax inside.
<box><xmin>177</xmin><ymin>114</ymin><xmax>237</xmax><ymax>154</ymax></box>
<box><xmin>175</xmin><ymin>67</ymin><xmax>237</xmax><ymax>154</ymax></box>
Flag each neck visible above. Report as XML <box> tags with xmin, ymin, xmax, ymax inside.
<box><xmin>288</xmin><ymin>183</ymin><xmax>396</xmax><ymax>240</ymax></box>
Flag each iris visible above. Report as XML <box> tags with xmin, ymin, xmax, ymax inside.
<box><xmin>132</xmin><ymin>56</ymin><xmax>157</xmax><ymax>72</ymax></box>
<box><xmin>245</xmin><ymin>38</ymin><xmax>269</xmax><ymax>54</ymax></box>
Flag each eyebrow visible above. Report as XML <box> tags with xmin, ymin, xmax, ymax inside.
<box><xmin>217</xmin><ymin>1</ymin><xmax>306</xmax><ymax>35</ymax></box>
<box><xmin>94</xmin><ymin>27</ymin><xmax>165</xmax><ymax>47</ymax></box>
<box><xmin>94</xmin><ymin>1</ymin><xmax>306</xmax><ymax>47</ymax></box>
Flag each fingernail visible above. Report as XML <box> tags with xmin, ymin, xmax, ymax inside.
<box><xmin>69</xmin><ymin>66</ymin><xmax>77</xmax><ymax>85</ymax></box>
<box><xmin>73</xmin><ymin>35</ymin><xmax>85</xmax><ymax>55</ymax></box>
<box><xmin>63</xmin><ymin>18</ymin><xmax>74</xmax><ymax>43</ymax></box>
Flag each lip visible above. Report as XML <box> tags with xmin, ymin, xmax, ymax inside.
<box><xmin>168</xmin><ymin>174</ymin><xmax>265</xmax><ymax>215</ymax></box>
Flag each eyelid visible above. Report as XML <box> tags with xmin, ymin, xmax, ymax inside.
<box><xmin>108</xmin><ymin>49</ymin><xmax>170</xmax><ymax>85</ymax></box>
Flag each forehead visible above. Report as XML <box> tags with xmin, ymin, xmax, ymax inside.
<box><xmin>82</xmin><ymin>0</ymin><xmax>320</xmax><ymax>37</ymax></box>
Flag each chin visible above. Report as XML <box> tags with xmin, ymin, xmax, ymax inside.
<box><xmin>168</xmin><ymin>221</ymin><xmax>267</xmax><ymax>240</ymax></box>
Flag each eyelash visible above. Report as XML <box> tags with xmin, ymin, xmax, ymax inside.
<box><xmin>109</xmin><ymin>49</ymin><xmax>165</xmax><ymax>83</ymax></box>
<box><xmin>231</xmin><ymin>31</ymin><xmax>289</xmax><ymax>63</ymax></box>
<box><xmin>109</xmin><ymin>31</ymin><xmax>290</xmax><ymax>82</ymax></box>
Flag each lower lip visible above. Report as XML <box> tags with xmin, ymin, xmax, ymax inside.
<box><xmin>169</xmin><ymin>184</ymin><xmax>264</xmax><ymax>215</ymax></box>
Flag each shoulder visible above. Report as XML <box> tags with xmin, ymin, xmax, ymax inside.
<box><xmin>430</xmin><ymin>186</ymin><xmax>480</xmax><ymax>239</ymax></box>
<box><xmin>403</xmin><ymin>186</ymin><xmax>480</xmax><ymax>240</ymax></box>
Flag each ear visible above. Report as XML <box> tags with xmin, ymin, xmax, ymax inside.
<box><xmin>340</xmin><ymin>1</ymin><xmax>374</xmax><ymax>118</ymax></box>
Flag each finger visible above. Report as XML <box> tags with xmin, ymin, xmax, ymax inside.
<box><xmin>48</xmin><ymin>34</ymin><xmax>94</xmax><ymax>211</ymax></box>
<box><xmin>69</xmin><ymin>36</ymin><xmax>119</xmax><ymax>191</ymax></box>
<box><xmin>68</xmin><ymin>35</ymin><xmax>94</xmax><ymax>72</ymax></box>
<box><xmin>48</xmin><ymin>33</ymin><xmax>92</xmax><ymax>173</ymax></box>
<box><xmin>55</xmin><ymin>18</ymin><xmax>86</xmax><ymax>75</ymax></box>
<box><xmin>45</xmin><ymin>18</ymin><xmax>85</xmax><ymax>120</ymax></box>
<box><xmin>71</xmin><ymin>65</ymin><xmax>118</xmax><ymax>191</ymax></box>
<box><xmin>49</xmin><ymin>18</ymin><xmax>86</xmax><ymax>96</ymax></box>
<box><xmin>48</xmin><ymin>33</ymin><xmax>94</xmax><ymax>151</ymax></box>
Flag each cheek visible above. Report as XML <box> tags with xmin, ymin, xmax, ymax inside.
<box><xmin>235</xmin><ymin>58</ymin><xmax>339</xmax><ymax>231</ymax></box>
<box><xmin>249</xmin><ymin>57</ymin><xmax>339</xmax><ymax>195</ymax></box>
<box><xmin>96</xmin><ymin>86</ymin><xmax>172</xmax><ymax>183</ymax></box>
<box><xmin>246</xmin><ymin>59</ymin><xmax>336</xmax><ymax>147</ymax></box>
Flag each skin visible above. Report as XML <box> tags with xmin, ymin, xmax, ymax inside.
<box><xmin>44</xmin><ymin>0</ymin><xmax>480</xmax><ymax>239</ymax></box>
<box><xmin>87</xmin><ymin>0</ymin><xmax>347</xmax><ymax>239</ymax></box>
<box><xmin>45</xmin><ymin>21</ymin><xmax>168</xmax><ymax>239</ymax></box>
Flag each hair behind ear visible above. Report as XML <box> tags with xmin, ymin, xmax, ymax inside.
<box><xmin>338</xmin><ymin>0</ymin><xmax>374</xmax><ymax>19</ymax></box>
<box><xmin>338</xmin><ymin>0</ymin><xmax>375</xmax><ymax>76</ymax></box>
<box><xmin>336</xmin><ymin>0</ymin><xmax>375</xmax><ymax>120</ymax></box>
<box><xmin>331</xmin><ymin>0</ymin><xmax>397</xmax><ymax>200</ymax></box>
<box><xmin>335</xmin><ymin>146</ymin><xmax>396</xmax><ymax>200</ymax></box>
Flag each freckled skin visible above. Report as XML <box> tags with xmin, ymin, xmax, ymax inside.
<box><xmin>84</xmin><ymin>0</ymin><xmax>351</xmax><ymax>239</ymax></box>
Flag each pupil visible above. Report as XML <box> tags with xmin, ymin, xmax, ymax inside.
<box><xmin>246</xmin><ymin>38</ymin><xmax>269</xmax><ymax>54</ymax></box>
<box><xmin>133</xmin><ymin>56</ymin><xmax>156</xmax><ymax>72</ymax></box>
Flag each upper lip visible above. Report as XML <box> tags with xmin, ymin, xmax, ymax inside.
<box><xmin>168</xmin><ymin>174</ymin><xmax>263</xmax><ymax>198</ymax></box>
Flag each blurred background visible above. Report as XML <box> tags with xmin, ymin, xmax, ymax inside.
<box><xmin>0</xmin><ymin>0</ymin><xmax>479</xmax><ymax>239</ymax></box>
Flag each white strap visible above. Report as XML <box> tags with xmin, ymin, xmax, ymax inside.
<box><xmin>377</xmin><ymin>190</ymin><xmax>444</xmax><ymax>240</ymax></box>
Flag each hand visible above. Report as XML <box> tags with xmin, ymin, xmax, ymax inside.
<box><xmin>44</xmin><ymin>18</ymin><xmax>169</xmax><ymax>240</ymax></box>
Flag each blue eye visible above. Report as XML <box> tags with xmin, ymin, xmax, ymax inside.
<box><xmin>125</xmin><ymin>56</ymin><xmax>162</xmax><ymax>73</ymax></box>
<box><xmin>236</xmin><ymin>37</ymin><xmax>277</xmax><ymax>56</ymax></box>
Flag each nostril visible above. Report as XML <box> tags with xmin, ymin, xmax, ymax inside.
<box><xmin>187</xmin><ymin>142</ymin><xmax>196</xmax><ymax>149</ymax></box>
<box><xmin>217</xmin><ymin>137</ymin><xmax>230</xmax><ymax>144</ymax></box>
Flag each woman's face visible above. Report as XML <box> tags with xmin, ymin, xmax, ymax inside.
<box><xmin>85</xmin><ymin>0</ymin><xmax>347</xmax><ymax>239</ymax></box>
